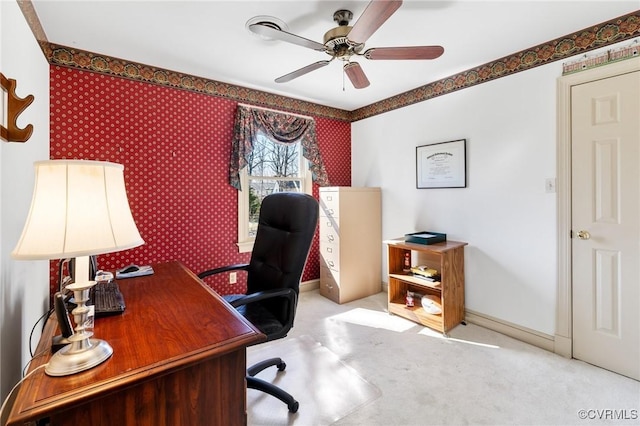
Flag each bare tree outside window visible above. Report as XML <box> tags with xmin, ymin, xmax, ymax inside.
<box><xmin>247</xmin><ymin>133</ymin><xmax>303</xmax><ymax>236</ymax></box>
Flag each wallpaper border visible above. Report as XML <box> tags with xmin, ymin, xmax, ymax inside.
<box><xmin>17</xmin><ymin>1</ymin><xmax>640</xmax><ymax>122</ymax></box>
<box><xmin>39</xmin><ymin>41</ymin><xmax>352</xmax><ymax>122</ymax></box>
<box><xmin>351</xmin><ymin>10</ymin><xmax>640</xmax><ymax>121</ymax></box>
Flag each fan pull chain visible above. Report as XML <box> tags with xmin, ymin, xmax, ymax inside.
<box><xmin>342</xmin><ymin>66</ymin><xmax>345</xmax><ymax>92</ymax></box>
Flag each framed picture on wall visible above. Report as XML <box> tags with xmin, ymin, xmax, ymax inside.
<box><xmin>416</xmin><ymin>139</ymin><xmax>467</xmax><ymax>189</ymax></box>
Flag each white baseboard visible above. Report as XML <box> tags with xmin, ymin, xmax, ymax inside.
<box><xmin>300</xmin><ymin>279</ymin><xmax>319</xmax><ymax>293</ymax></box>
<box><xmin>326</xmin><ymin>283</ymin><xmax>556</xmax><ymax>354</ymax></box>
<box><xmin>465</xmin><ymin>309</ymin><xmax>555</xmax><ymax>352</ymax></box>
<box><xmin>553</xmin><ymin>335</ymin><xmax>572</xmax><ymax>358</ymax></box>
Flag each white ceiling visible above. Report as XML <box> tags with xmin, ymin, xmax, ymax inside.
<box><xmin>32</xmin><ymin>1</ymin><xmax>639</xmax><ymax>111</ymax></box>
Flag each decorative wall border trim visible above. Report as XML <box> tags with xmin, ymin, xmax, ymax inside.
<box><xmin>17</xmin><ymin>1</ymin><xmax>639</xmax><ymax>123</ymax></box>
<box><xmin>562</xmin><ymin>39</ymin><xmax>639</xmax><ymax>74</ymax></box>
<box><xmin>41</xmin><ymin>42</ymin><xmax>352</xmax><ymax>122</ymax></box>
<box><xmin>350</xmin><ymin>10</ymin><xmax>639</xmax><ymax>121</ymax></box>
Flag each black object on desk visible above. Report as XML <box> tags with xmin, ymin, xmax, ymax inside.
<box><xmin>90</xmin><ymin>280</ymin><xmax>126</xmax><ymax>316</ymax></box>
<box><xmin>65</xmin><ymin>274</ymin><xmax>126</xmax><ymax>316</ymax></box>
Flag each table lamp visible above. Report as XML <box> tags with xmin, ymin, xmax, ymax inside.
<box><xmin>12</xmin><ymin>160</ymin><xmax>144</xmax><ymax>376</ymax></box>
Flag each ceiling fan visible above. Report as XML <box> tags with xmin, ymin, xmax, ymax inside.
<box><xmin>248</xmin><ymin>0</ymin><xmax>444</xmax><ymax>89</ymax></box>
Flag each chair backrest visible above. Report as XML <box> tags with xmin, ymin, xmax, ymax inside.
<box><xmin>247</xmin><ymin>192</ymin><xmax>319</xmax><ymax>319</ymax></box>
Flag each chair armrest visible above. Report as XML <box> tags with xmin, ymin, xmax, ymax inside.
<box><xmin>228</xmin><ymin>288</ymin><xmax>297</xmax><ymax>308</ymax></box>
<box><xmin>197</xmin><ymin>263</ymin><xmax>248</xmax><ymax>279</ymax></box>
<box><xmin>229</xmin><ymin>288</ymin><xmax>299</xmax><ymax>340</ymax></box>
<box><xmin>230</xmin><ymin>288</ymin><xmax>298</xmax><ymax>332</ymax></box>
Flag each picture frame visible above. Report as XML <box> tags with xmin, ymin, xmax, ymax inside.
<box><xmin>416</xmin><ymin>139</ymin><xmax>466</xmax><ymax>189</ymax></box>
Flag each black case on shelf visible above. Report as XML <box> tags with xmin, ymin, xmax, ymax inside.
<box><xmin>404</xmin><ymin>231</ymin><xmax>446</xmax><ymax>245</ymax></box>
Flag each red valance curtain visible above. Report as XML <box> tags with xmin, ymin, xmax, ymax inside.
<box><xmin>229</xmin><ymin>105</ymin><xmax>330</xmax><ymax>190</ymax></box>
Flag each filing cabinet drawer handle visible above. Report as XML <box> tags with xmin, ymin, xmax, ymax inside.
<box><xmin>328</xmin><ymin>261</ymin><xmax>335</xmax><ymax>267</ymax></box>
<box><xmin>326</xmin><ymin>247</ymin><xmax>333</xmax><ymax>253</ymax></box>
<box><xmin>328</xmin><ymin>235</ymin><xmax>335</xmax><ymax>242</ymax></box>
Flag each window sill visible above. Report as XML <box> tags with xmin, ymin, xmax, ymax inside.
<box><xmin>236</xmin><ymin>240</ymin><xmax>254</xmax><ymax>253</ymax></box>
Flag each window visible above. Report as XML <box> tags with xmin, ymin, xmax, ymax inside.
<box><xmin>237</xmin><ymin>133</ymin><xmax>312</xmax><ymax>252</ymax></box>
<box><xmin>230</xmin><ymin>105</ymin><xmax>329</xmax><ymax>252</ymax></box>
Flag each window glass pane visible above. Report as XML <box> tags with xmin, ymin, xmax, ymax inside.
<box><xmin>248</xmin><ymin>134</ymin><xmax>299</xmax><ymax>178</ymax></box>
<box><xmin>244</xmin><ymin>133</ymin><xmax>306</xmax><ymax>240</ymax></box>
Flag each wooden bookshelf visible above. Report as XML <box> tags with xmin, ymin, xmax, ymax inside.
<box><xmin>385</xmin><ymin>239</ymin><xmax>467</xmax><ymax>335</ymax></box>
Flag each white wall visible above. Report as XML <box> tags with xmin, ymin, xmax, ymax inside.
<box><xmin>0</xmin><ymin>0</ymin><xmax>50</xmax><ymax>402</ymax></box>
<box><xmin>352</xmin><ymin>41</ymin><xmax>631</xmax><ymax>336</ymax></box>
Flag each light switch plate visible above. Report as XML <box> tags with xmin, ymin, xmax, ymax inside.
<box><xmin>545</xmin><ymin>178</ymin><xmax>556</xmax><ymax>193</ymax></box>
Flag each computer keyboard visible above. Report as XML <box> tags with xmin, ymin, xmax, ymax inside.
<box><xmin>90</xmin><ymin>280</ymin><xmax>126</xmax><ymax>316</ymax></box>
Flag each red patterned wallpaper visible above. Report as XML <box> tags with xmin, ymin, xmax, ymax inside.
<box><xmin>49</xmin><ymin>66</ymin><xmax>351</xmax><ymax>297</ymax></box>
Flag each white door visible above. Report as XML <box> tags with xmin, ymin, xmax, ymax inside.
<box><xmin>571</xmin><ymin>70</ymin><xmax>640</xmax><ymax>380</ymax></box>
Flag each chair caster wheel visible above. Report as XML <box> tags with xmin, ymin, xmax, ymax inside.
<box><xmin>277</xmin><ymin>361</ymin><xmax>286</xmax><ymax>371</ymax></box>
<box><xmin>288</xmin><ymin>400</ymin><xmax>299</xmax><ymax>413</ymax></box>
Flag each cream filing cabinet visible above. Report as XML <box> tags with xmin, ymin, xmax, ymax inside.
<box><xmin>319</xmin><ymin>186</ymin><xmax>382</xmax><ymax>303</ymax></box>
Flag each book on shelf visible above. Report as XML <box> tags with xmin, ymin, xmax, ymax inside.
<box><xmin>413</xmin><ymin>274</ymin><xmax>436</xmax><ymax>282</ymax></box>
<box><xmin>409</xmin><ymin>266</ymin><xmax>440</xmax><ymax>281</ymax></box>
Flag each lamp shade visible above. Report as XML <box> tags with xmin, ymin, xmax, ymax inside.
<box><xmin>12</xmin><ymin>160</ymin><xmax>144</xmax><ymax>260</ymax></box>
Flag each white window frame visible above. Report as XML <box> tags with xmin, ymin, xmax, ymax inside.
<box><xmin>236</xmin><ymin>138</ymin><xmax>312</xmax><ymax>253</ymax></box>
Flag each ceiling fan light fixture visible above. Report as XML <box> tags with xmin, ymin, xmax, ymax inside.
<box><xmin>250</xmin><ymin>0</ymin><xmax>443</xmax><ymax>89</ymax></box>
<box><xmin>324</xmin><ymin>25</ymin><xmax>363</xmax><ymax>60</ymax></box>
<box><xmin>324</xmin><ymin>10</ymin><xmax>363</xmax><ymax>61</ymax></box>
<box><xmin>323</xmin><ymin>25</ymin><xmax>351</xmax><ymax>45</ymax></box>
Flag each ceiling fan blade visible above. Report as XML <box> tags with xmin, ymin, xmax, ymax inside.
<box><xmin>344</xmin><ymin>62</ymin><xmax>370</xmax><ymax>89</ymax></box>
<box><xmin>249</xmin><ymin>23</ymin><xmax>326</xmax><ymax>51</ymax></box>
<box><xmin>364</xmin><ymin>46</ymin><xmax>444</xmax><ymax>60</ymax></box>
<box><xmin>275</xmin><ymin>60</ymin><xmax>332</xmax><ymax>83</ymax></box>
<box><xmin>347</xmin><ymin>0</ymin><xmax>403</xmax><ymax>45</ymax></box>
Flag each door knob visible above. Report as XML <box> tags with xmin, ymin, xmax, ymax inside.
<box><xmin>576</xmin><ymin>230</ymin><xmax>591</xmax><ymax>240</ymax></box>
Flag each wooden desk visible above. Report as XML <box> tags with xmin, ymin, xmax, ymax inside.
<box><xmin>7</xmin><ymin>261</ymin><xmax>264</xmax><ymax>425</ymax></box>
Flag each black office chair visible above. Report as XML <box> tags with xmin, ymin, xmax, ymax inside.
<box><xmin>198</xmin><ymin>192</ymin><xmax>319</xmax><ymax>413</ymax></box>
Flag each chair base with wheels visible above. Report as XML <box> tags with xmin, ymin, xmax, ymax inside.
<box><xmin>247</xmin><ymin>358</ymin><xmax>299</xmax><ymax>413</ymax></box>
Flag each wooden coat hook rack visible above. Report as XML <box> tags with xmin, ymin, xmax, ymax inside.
<box><xmin>1</xmin><ymin>73</ymin><xmax>35</xmax><ymax>143</ymax></box>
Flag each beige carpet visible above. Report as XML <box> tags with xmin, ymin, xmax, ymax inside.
<box><xmin>246</xmin><ymin>335</ymin><xmax>382</xmax><ymax>426</ymax></box>
<box><xmin>258</xmin><ymin>290</ymin><xmax>640</xmax><ymax>425</ymax></box>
